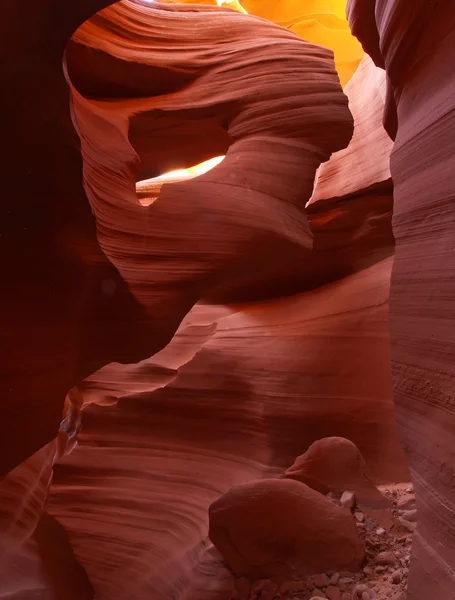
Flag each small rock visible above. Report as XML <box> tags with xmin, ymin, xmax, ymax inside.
<box><xmin>402</xmin><ymin>509</ymin><xmax>417</xmax><ymax>522</ymax></box>
<box><xmin>362</xmin><ymin>593</ymin><xmax>370</xmax><ymax>600</ymax></box>
<box><xmin>339</xmin><ymin>578</ymin><xmax>353</xmax><ymax>592</ymax></box>
<box><xmin>396</xmin><ymin>494</ymin><xmax>415</xmax><ymax>510</ymax></box>
<box><xmin>330</xmin><ymin>573</ymin><xmax>340</xmax><ymax>585</ymax></box>
<box><xmin>363</xmin><ymin>566</ymin><xmax>373</xmax><ymax>576</ymax></box>
<box><xmin>375</xmin><ymin>528</ymin><xmax>386</xmax><ymax>536</ymax></box>
<box><xmin>406</xmin><ymin>484</ymin><xmax>414</xmax><ymax>493</ymax></box>
<box><xmin>314</xmin><ymin>574</ymin><xmax>331</xmax><ymax>588</ymax></box>
<box><xmin>398</xmin><ymin>517</ymin><xmax>417</xmax><ymax>532</ymax></box>
<box><xmin>356</xmin><ymin>522</ymin><xmax>366</xmax><ymax>529</ymax></box>
<box><xmin>354</xmin><ymin>584</ymin><xmax>368</xmax><ymax>596</ymax></box>
<box><xmin>325</xmin><ymin>585</ymin><xmax>341</xmax><ymax>600</ymax></box>
<box><xmin>340</xmin><ymin>491</ymin><xmax>356</xmax><ymax>511</ymax></box>
<box><xmin>374</xmin><ymin>551</ymin><xmax>397</xmax><ymax>566</ymax></box>
<box><xmin>354</xmin><ymin>511</ymin><xmax>365</xmax><ymax>522</ymax></box>
<box><xmin>341</xmin><ymin>594</ymin><xmax>351</xmax><ymax>600</ymax></box>
<box><xmin>310</xmin><ymin>590</ymin><xmax>327</xmax><ymax>599</ymax></box>
<box><xmin>391</xmin><ymin>570</ymin><xmax>402</xmax><ymax>584</ymax></box>
<box><xmin>375</xmin><ymin>566</ymin><xmax>386</xmax><ymax>573</ymax></box>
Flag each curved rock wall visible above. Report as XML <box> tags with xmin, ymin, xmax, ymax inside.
<box><xmin>347</xmin><ymin>1</ymin><xmax>455</xmax><ymax>598</ymax></box>
<box><xmin>0</xmin><ymin>1</ymin><xmax>419</xmax><ymax>599</ymax></box>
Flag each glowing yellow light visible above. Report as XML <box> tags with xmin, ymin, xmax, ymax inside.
<box><xmin>136</xmin><ymin>156</ymin><xmax>225</xmax><ymax>206</ymax></box>
<box><xmin>216</xmin><ymin>0</ymin><xmax>248</xmax><ymax>13</ymax></box>
<box><xmin>158</xmin><ymin>0</ymin><xmax>361</xmax><ymax>85</ymax></box>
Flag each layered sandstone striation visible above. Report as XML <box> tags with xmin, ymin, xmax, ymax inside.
<box><xmin>3</xmin><ymin>0</ymin><xmax>451</xmax><ymax>599</ymax></box>
<box><xmin>346</xmin><ymin>1</ymin><xmax>455</xmax><ymax>598</ymax></box>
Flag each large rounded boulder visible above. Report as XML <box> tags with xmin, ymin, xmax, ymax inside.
<box><xmin>285</xmin><ymin>437</ymin><xmax>392</xmax><ymax>527</ymax></box>
<box><xmin>208</xmin><ymin>478</ymin><xmax>364</xmax><ymax>578</ymax></box>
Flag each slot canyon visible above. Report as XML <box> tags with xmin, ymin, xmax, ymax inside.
<box><xmin>1</xmin><ymin>0</ymin><xmax>454</xmax><ymax>599</ymax></box>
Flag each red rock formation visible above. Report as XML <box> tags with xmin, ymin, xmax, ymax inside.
<box><xmin>43</xmin><ymin>257</ymin><xmax>407</xmax><ymax>600</ymax></box>
<box><xmin>1</xmin><ymin>1</ymin><xmax>421</xmax><ymax>599</ymax></box>
<box><xmin>0</xmin><ymin>0</ymin><xmax>149</xmax><ymax>476</ymax></box>
<box><xmin>209</xmin><ymin>478</ymin><xmax>364</xmax><ymax>578</ymax></box>
<box><xmin>1</xmin><ymin>0</ymin><xmax>352</xmax><ymax>506</ymax></box>
<box><xmin>348</xmin><ymin>0</ymin><xmax>455</xmax><ymax>600</ymax></box>
<box><xmin>346</xmin><ymin>1</ymin><xmax>455</xmax><ymax>599</ymax></box>
<box><xmin>309</xmin><ymin>53</ymin><xmax>392</xmax><ymax>205</ymax></box>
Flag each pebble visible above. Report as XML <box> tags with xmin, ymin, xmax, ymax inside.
<box><xmin>330</xmin><ymin>573</ymin><xmax>340</xmax><ymax>585</ymax></box>
<box><xmin>391</xmin><ymin>570</ymin><xmax>402</xmax><ymax>584</ymax></box>
<box><xmin>340</xmin><ymin>490</ymin><xmax>356</xmax><ymax>511</ymax></box>
<box><xmin>397</xmin><ymin>494</ymin><xmax>415</xmax><ymax>510</ymax></box>
<box><xmin>375</xmin><ymin>528</ymin><xmax>386</xmax><ymax>536</ymax></box>
<box><xmin>402</xmin><ymin>509</ymin><xmax>417</xmax><ymax>522</ymax></box>
<box><xmin>362</xmin><ymin>593</ymin><xmax>370</xmax><ymax>600</ymax></box>
<box><xmin>398</xmin><ymin>517</ymin><xmax>417</xmax><ymax>532</ymax></box>
<box><xmin>406</xmin><ymin>484</ymin><xmax>414</xmax><ymax>493</ymax></box>
<box><xmin>310</xmin><ymin>590</ymin><xmax>327</xmax><ymax>599</ymax></box>
<box><xmin>354</xmin><ymin>583</ymin><xmax>368</xmax><ymax>596</ymax></box>
<box><xmin>363</xmin><ymin>566</ymin><xmax>374</xmax><ymax>576</ymax></box>
<box><xmin>325</xmin><ymin>587</ymin><xmax>341</xmax><ymax>600</ymax></box>
<box><xmin>354</xmin><ymin>511</ymin><xmax>365</xmax><ymax>522</ymax></box>
<box><xmin>374</xmin><ymin>551</ymin><xmax>397</xmax><ymax>566</ymax></box>
<box><xmin>314</xmin><ymin>574</ymin><xmax>331</xmax><ymax>588</ymax></box>
<box><xmin>339</xmin><ymin>578</ymin><xmax>353</xmax><ymax>592</ymax></box>
<box><xmin>288</xmin><ymin>581</ymin><xmax>306</xmax><ymax>593</ymax></box>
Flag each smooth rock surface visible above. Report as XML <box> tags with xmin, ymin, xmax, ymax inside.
<box><xmin>209</xmin><ymin>479</ymin><xmax>364</xmax><ymax>578</ymax></box>
<box><xmin>347</xmin><ymin>0</ymin><xmax>455</xmax><ymax>597</ymax></box>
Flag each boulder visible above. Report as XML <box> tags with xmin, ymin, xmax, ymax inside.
<box><xmin>209</xmin><ymin>478</ymin><xmax>364</xmax><ymax>578</ymax></box>
<box><xmin>285</xmin><ymin>437</ymin><xmax>393</xmax><ymax>528</ymax></box>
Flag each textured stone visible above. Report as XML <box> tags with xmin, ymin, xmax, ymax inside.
<box><xmin>285</xmin><ymin>437</ymin><xmax>393</xmax><ymax>524</ymax></box>
<box><xmin>341</xmin><ymin>492</ymin><xmax>356</xmax><ymax>512</ymax></box>
<box><xmin>347</xmin><ymin>0</ymin><xmax>455</xmax><ymax>597</ymax></box>
<box><xmin>326</xmin><ymin>585</ymin><xmax>342</xmax><ymax>600</ymax></box>
<box><xmin>374</xmin><ymin>552</ymin><xmax>397</xmax><ymax>566</ymax></box>
<box><xmin>209</xmin><ymin>478</ymin><xmax>364</xmax><ymax>578</ymax></box>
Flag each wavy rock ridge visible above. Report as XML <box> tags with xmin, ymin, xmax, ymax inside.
<box><xmin>2</xmin><ymin>0</ymin><xmax>454</xmax><ymax>599</ymax></box>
